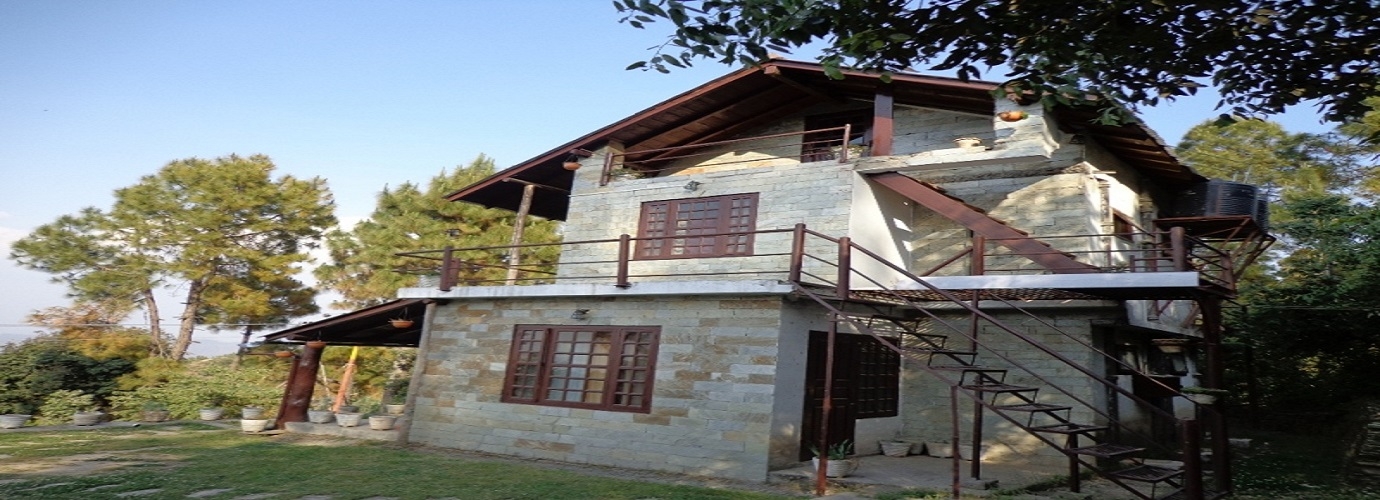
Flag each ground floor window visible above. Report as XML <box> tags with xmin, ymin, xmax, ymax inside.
<box><xmin>502</xmin><ymin>325</ymin><xmax>660</xmax><ymax>413</ymax></box>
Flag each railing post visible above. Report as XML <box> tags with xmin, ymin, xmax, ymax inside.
<box><xmin>970</xmin><ymin>235</ymin><xmax>986</xmax><ymax>275</ymax></box>
<box><xmin>439</xmin><ymin>246</ymin><xmax>456</xmax><ymax>292</ymax></box>
<box><xmin>1170</xmin><ymin>226</ymin><xmax>1188</xmax><ymax>272</ymax></box>
<box><xmin>1181</xmin><ymin>418</ymin><xmax>1205</xmax><ymax>500</ymax></box>
<box><xmin>789</xmin><ymin>223</ymin><xmax>806</xmax><ymax>283</ymax></box>
<box><xmin>839</xmin><ymin>124</ymin><xmax>852</xmax><ymax>163</ymax></box>
<box><xmin>836</xmin><ymin>236</ymin><xmax>851</xmax><ymax>298</ymax></box>
<box><xmin>600</xmin><ymin>149</ymin><xmax>615</xmax><ymax>186</ymax></box>
<box><xmin>616</xmin><ymin>234</ymin><xmax>632</xmax><ymax>288</ymax></box>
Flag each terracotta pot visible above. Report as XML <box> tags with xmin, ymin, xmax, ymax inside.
<box><xmin>390</xmin><ymin>319</ymin><xmax>414</xmax><ymax>329</ymax></box>
<box><xmin>998</xmin><ymin>110</ymin><xmax>1028</xmax><ymax>122</ymax></box>
<box><xmin>562</xmin><ymin>161</ymin><xmax>582</xmax><ymax>171</ymax></box>
<box><xmin>305</xmin><ymin>340</ymin><xmax>327</xmax><ymax>349</ymax></box>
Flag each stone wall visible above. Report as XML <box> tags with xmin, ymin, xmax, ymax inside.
<box><xmin>408</xmin><ymin>294</ymin><xmax>823</xmax><ymax>482</ymax></box>
<box><xmin>896</xmin><ymin>306</ymin><xmax>1120</xmax><ymax>464</ymax></box>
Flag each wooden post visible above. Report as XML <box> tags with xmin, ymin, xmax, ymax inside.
<box><xmin>616</xmin><ymin>234</ymin><xmax>632</xmax><ymax>288</ymax></box>
<box><xmin>1170</xmin><ymin>226</ymin><xmax>1188</xmax><ymax>272</ymax></box>
<box><xmin>505</xmin><ymin>183</ymin><xmax>536</xmax><ymax>285</ymax></box>
<box><xmin>276</xmin><ymin>341</ymin><xmax>324</xmax><ymax>428</ymax></box>
<box><xmin>439</xmin><ymin>246</ymin><xmax>456</xmax><ymax>292</ymax></box>
<box><xmin>789</xmin><ymin>223</ymin><xmax>806</xmax><ymax>283</ymax></box>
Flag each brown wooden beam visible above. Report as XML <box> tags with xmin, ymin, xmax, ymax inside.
<box><xmin>869</xmin><ymin>172</ymin><xmax>1101</xmax><ymax>274</ymax></box>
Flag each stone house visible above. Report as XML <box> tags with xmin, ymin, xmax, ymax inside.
<box><xmin>267</xmin><ymin>60</ymin><xmax>1269</xmax><ymax>498</ymax></box>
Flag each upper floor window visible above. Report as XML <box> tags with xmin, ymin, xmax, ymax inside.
<box><xmin>636</xmin><ymin>193</ymin><xmax>759</xmax><ymax>259</ymax></box>
<box><xmin>503</xmin><ymin>325</ymin><xmax>660</xmax><ymax>413</ymax></box>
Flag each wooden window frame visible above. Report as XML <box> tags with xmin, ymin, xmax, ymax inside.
<box><xmin>502</xmin><ymin>324</ymin><xmax>660</xmax><ymax>413</ymax></box>
<box><xmin>635</xmin><ymin>193</ymin><xmax>759</xmax><ymax>260</ymax></box>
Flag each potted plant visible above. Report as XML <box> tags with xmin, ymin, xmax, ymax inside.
<box><xmin>140</xmin><ymin>401</ymin><xmax>170</xmax><ymax>422</ymax></box>
<box><xmin>879</xmin><ymin>439</ymin><xmax>913</xmax><ymax>457</ymax></box>
<box><xmin>389</xmin><ymin>317</ymin><xmax>414</xmax><ymax>329</ymax></box>
<box><xmin>241</xmin><ymin>405</ymin><xmax>265</xmax><ymax>420</ymax></box>
<box><xmin>307</xmin><ymin>400</ymin><xmax>334</xmax><ymax>424</ymax></box>
<box><xmin>1182</xmin><ymin>386</ymin><xmax>1229</xmax><ymax>405</ymax></box>
<box><xmin>0</xmin><ymin>413</ymin><xmax>32</xmax><ymax>429</ymax></box>
<box><xmin>368</xmin><ymin>413</ymin><xmax>398</xmax><ymax>430</ymax></box>
<box><xmin>810</xmin><ymin>439</ymin><xmax>859</xmax><ymax>478</ymax></box>
<box><xmin>199</xmin><ymin>394</ymin><xmax>227</xmax><ymax>421</ymax></box>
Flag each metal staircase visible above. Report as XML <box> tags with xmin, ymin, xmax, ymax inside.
<box><xmin>785</xmin><ymin>230</ymin><xmax>1228</xmax><ymax>499</ymax></box>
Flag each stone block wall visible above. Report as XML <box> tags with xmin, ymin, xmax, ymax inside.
<box><xmin>407</xmin><ymin>294</ymin><xmax>804</xmax><ymax>482</ymax></box>
<box><xmin>897</xmin><ymin>306</ymin><xmax>1119</xmax><ymax>464</ymax></box>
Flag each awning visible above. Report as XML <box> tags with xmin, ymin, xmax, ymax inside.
<box><xmin>261</xmin><ymin>299</ymin><xmax>435</xmax><ymax>347</ymax></box>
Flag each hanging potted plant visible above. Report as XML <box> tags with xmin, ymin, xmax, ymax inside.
<box><xmin>389</xmin><ymin>317</ymin><xmax>414</xmax><ymax>329</ymax></box>
<box><xmin>810</xmin><ymin>439</ymin><xmax>859</xmax><ymax>478</ymax></box>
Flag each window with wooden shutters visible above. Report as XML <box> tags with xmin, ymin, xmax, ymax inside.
<box><xmin>854</xmin><ymin>335</ymin><xmax>901</xmax><ymax>419</ymax></box>
<box><xmin>636</xmin><ymin>193</ymin><xmax>758</xmax><ymax>259</ymax></box>
<box><xmin>502</xmin><ymin>325</ymin><xmax>660</xmax><ymax>413</ymax></box>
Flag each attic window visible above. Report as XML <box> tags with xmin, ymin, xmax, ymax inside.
<box><xmin>636</xmin><ymin>193</ymin><xmax>759</xmax><ymax>259</ymax></box>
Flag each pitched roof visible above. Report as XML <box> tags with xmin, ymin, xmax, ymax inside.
<box><xmin>447</xmin><ymin>60</ymin><xmax>1195</xmax><ymax>220</ymax></box>
<box><xmin>260</xmin><ymin>298</ymin><xmax>431</xmax><ymax>347</ymax></box>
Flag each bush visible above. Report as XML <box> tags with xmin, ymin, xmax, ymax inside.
<box><xmin>35</xmin><ymin>389</ymin><xmax>97</xmax><ymax>425</ymax></box>
<box><xmin>108</xmin><ymin>361</ymin><xmax>283</xmax><ymax>420</ymax></box>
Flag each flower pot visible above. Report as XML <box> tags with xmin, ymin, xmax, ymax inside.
<box><xmin>998</xmin><ymin>110</ymin><xmax>1028</xmax><ymax>122</ymax></box>
<box><xmin>811</xmin><ymin>457</ymin><xmax>859</xmax><ymax>478</ymax></box>
<box><xmin>1186</xmin><ymin>393</ymin><xmax>1217</xmax><ymax>405</ymax></box>
<box><xmin>199</xmin><ymin>408</ymin><xmax>225</xmax><ymax>421</ymax></box>
<box><xmin>925</xmin><ymin>442</ymin><xmax>953</xmax><ymax>458</ymax></box>
<box><xmin>954</xmin><ymin>137</ymin><xmax>983</xmax><ymax>148</ymax></box>
<box><xmin>335</xmin><ymin>412</ymin><xmax>362</xmax><ymax>427</ymax></box>
<box><xmin>0</xmin><ymin>414</ymin><xmax>32</xmax><ymax>429</ymax></box>
<box><xmin>241</xmin><ymin>419</ymin><xmax>270</xmax><ymax>433</ymax></box>
<box><xmin>72</xmin><ymin>411</ymin><xmax>103</xmax><ymax>426</ymax></box>
<box><xmin>338</xmin><ymin>405</ymin><xmax>359</xmax><ymax>413</ymax></box>
<box><xmin>307</xmin><ymin>409</ymin><xmax>334</xmax><ymax>424</ymax></box>
<box><xmin>390</xmin><ymin>319</ymin><xmax>414</xmax><ymax>329</ymax></box>
<box><xmin>141</xmin><ymin>410</ymin><xmax>170</xmax><ymax>422</ymax></box>
<box><xmin>562</xmin><ymin>161</ymin><xmax>582</xmax><ymax>171</ymax></box>
<box><xmin>305</xmin><ymin>340</ymin><xmax>327</xmax><ymax>349</ymax></box>
<box><xmin>368</xmin><ymin>415</ymin><xmax>397</xmax><ymax>430</ymax></box>
<box><xmin>880</xmin><ymin>440</ymin><xmax>913</xmax><ymax>457</ymax></box>
<box><xmin>384</xmin><ymin>404</ymin><xmax>406</xmax><ymax>415</ymax></box>
<box><xmin>241</xmin><ymin>407</ymin><xmax>265</xmax><ymax>419</ymax></box>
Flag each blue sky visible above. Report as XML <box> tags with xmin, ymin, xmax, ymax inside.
<box><xmin>0</xmin><ymin>1</ymin><xmax>1333</xmax><ymax>355</ymax></box>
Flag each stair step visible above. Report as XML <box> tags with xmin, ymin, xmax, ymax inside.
<box><xmin>962</xmin><ymin>383</ymin><xmax>1037</xmax><ymax>394</ymax></box>
<box><xmin>1158</xmin><ymin>489</ymin><xmax>1225</xmax><ymax>500</ymax></box>
<box><xmin>931</xmin><ymin>365</ymin><xmax>1007</xmax><ymax>374</ymax></box>
<box><xmin>1111</xmin><ymin>465</ymin><xmax>1182</xmax><ymax>483</ymax></box>
<box><xmin>993</xmin><ymin>403</ymin><xmax>1071</xmax><ymax>413</ymax></box>
<box><xmin>1029</xmin><ymin>423</ymin><xmax>1108</xmax><ymax>434</ymax></box>
<box><xmin>1068</xmin><ymin>443</ymin><xmax>1144</xmax><ymax>459</ymax></box>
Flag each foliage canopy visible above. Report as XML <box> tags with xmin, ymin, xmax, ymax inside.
<box><xmin>10</xmin><ymin>154</ymin><xmax>336</xmax><ymax>360</ymax></box>
<box><xmin>617</xmin><ymin>0</ymin><xmax>1380</xmax><ymax>124</ymax></box>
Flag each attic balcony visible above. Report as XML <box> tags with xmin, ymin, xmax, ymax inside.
<box><xmin>396</xmin><ymin>220</ymin><xmax>1266</xmax><ymax>302</ymax></box>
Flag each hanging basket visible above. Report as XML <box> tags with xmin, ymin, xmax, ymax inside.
<box><xmin>390</xmin><ymin>319</ymin><xmax>415</xmax><ymax>329</ymax></box>
<box><xmin>562</xmin><ymin>161</ymin><xmax>582</xmax><ymax>171</ymax></box>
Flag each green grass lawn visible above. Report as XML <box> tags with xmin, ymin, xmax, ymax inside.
<box><xmin>1230</xmin><ymin>430</ymin><xmax>1378</xmax><ymax>500</ymax></box>
<box><xmin>0</xmin><ymin>424</ymin><xmax>800</xmax><ymax>500</ymax></box>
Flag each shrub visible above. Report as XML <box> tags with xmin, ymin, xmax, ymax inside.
<box><xmin>108</xmin><ymin>361</ymin><xmax>283</xmax><ymax>420</ymax></box>
<box><xmin>35</xmin><ymin>389</ymin><xmax>97</xmax><ymax>425</ymax></box>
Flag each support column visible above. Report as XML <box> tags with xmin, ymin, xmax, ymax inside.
<box><xmin>1200</xmin><ymin>297</ymin><xmax>1232</xmax><ymax>493</ymax></box>
<box><xmin>871</xmin><ymin>85</ymin><xmax>894</xmax><ymax>156</ymax></box>
<box><xmin>276</xmin><ymin>341</ymin><xmax>325</xmax><ymax>428</ymax></box>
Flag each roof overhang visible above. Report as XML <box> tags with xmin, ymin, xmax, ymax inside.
<box><xmin>447</xmin><ymin>60</ymin><xmax>1199</xmax><ymax>220</ymax></box>
<box><xmin>261</xmin><ymin>299</ymin><xmax>434</xmax><ymax>347</ymax></box>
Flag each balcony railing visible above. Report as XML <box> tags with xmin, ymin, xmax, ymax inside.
<box><xmin>397</xmin><ymin>223</ymin><xmax>1236</xmax><ymax>296</ymax></box>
